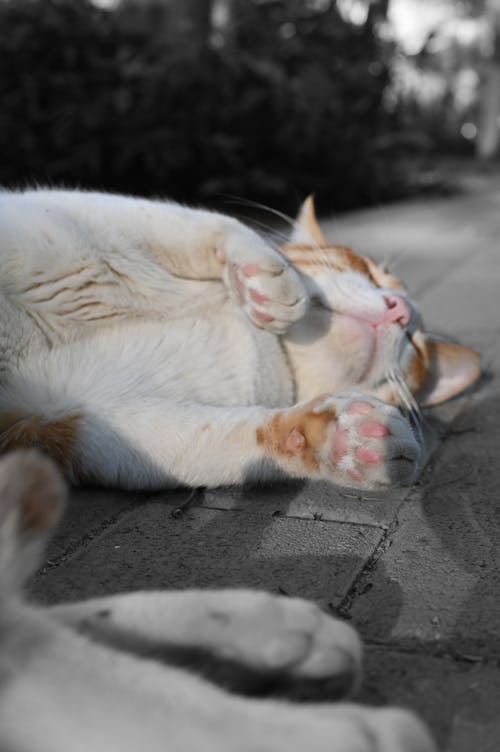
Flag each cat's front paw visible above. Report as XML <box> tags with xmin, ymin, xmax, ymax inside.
<box><xmin>217</xmin><ymin>235</ymin><xmax>308</xmax><ymax>334</ymax></box>
<box><xmin>258</xmin><ymin>394</ymin><xmax>422</xmax><ymax>490</ymax></box>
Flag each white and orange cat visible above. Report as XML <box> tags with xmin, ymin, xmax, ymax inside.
<box><xmin>0</xmin><ymin>189</ymin><xmax>479</xmax><ymax>490</ymax></box>
<box><xmin>0</xmin><ymin>449</ymin><xmax>435</xmax><ymax>751</ymax></box>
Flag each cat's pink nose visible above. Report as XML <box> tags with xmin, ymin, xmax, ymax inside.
<box><xmin>382</xmin><ymin>294</ymin><xmax>410</xmax><ymax>326</ymax></box>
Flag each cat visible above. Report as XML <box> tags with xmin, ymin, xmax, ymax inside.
<box><xmin>0</xmin><ymin>189</ymin><xmax>479</xmax><ymax>491</ymax></box>
<box><xmin>0</xmin><ymin>449</ymin><xmax>436</xmax><ymax>752</ymax></box>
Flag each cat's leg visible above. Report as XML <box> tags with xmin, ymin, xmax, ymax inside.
<box><xmin>38</xmin><ymin>395</ymin><xmax>420</xmax><ymax>490</ymax></box>
<box><xmin>49</xmin><ymin>589</ymin><xmax>362</xmax><ymax>699</ymax></box>
<box><xmin>119</xmin><ymin>392</ymin><xmax>419</xmax><ymax>490</ymax></box>
<box><xmin>48</xmin><ymin>593</ymin><xmax>435</xmax><ymax>751</ymax></box>
<box><xmin>4</xmin><ymin>191</ymin><xmax>308</xmax><ymax>333</ymax></box>
<box><xmin>0</xmin><ymin>450</ymin><xmax>433</xmax><ymax>752</ymax></box>
<box><xmin>0</xmin><ymin>370</ymin><xmax>420</xmax><ymax>489</ymax></box>
<box><xmin>138</xmin><ymin>201</ymin><xmax>309</xmax><ymax>333</ymax></box>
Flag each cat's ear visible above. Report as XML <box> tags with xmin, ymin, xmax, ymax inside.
<box><xmin>290</xmin><ymin>195</ymin><xmax>328</xmax><ymax>245</ymax></box>
<box><xmin>417</xmin><ymin>339</ymin><xmax>480</xmax><ymax>406</ymax></box>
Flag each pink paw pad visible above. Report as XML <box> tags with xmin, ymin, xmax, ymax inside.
<box><xmin>249</xmin><ymin>287</ymin><xmax>269</xmax><ymax>304</ymax></box>
<box><xmin>359</xmin><ymin>421</ymin><xmax>389</xmax><ymax>438</ymax></box>
<box><xmin>346</xmin><ymin>401</ymin><xmax>374</xmax><ymax>416</ymax></box>
<box><xmin>255</xmin><ymin>310</ymin><xmax>274</xmax><ymax>323</ymax></box>
<box><xmin>356</xmin><ymin>446</ymin><xmax>382</xmax><ymax>464</ymax></box>
<box><xmin>285</xmin><ymin>428</ymin><xmax>305</xmax><ymax>453</ymax></box>
<box><xmin>242</xmin><ymin>263</ymin><xmax>261</xmax><ymax>277</ymax></box>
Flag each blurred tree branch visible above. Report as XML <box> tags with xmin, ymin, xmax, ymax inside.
<box><xmin>123</xmin><ymin>0</ymin><xmax>213</xmax><ymax>59</ymax></box>
<box><xmin>0</xmin><ymin>0</ymin><xmax>402</xmax><ymax>210</ymax></box>
<box><xmin>477</xmin><ymin>0</ymin><xmax>500</xmax><ymax>158</ymax></box>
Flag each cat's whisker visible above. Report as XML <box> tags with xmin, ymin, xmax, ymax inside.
<box><xmin>383</xmin><ymin>338</ymin><xmax>425</xmax><ymax>447</ymax></box>
<box><xmin>384</xmin><ymin>341</ymin><xmax>420</xmax><ymax>413</ymax></box>
<box><xmin>222</xmin><ymin>196</ymin><xmax>298</xmax><ymax>231</ymax></box>
<box><xmin>235</xmin><ymin>217</ymin><xmax>291</xmax><ymax>246</ymax></box>
<box><xmin>222</xmin><ymin>196</ymin><xmax>331</xmax><ymax>251</ymax></box>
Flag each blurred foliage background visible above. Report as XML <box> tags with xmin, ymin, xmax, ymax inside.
<box><xmin>0</xmin><ymin>0</ymin><xmax>497</xmax><ymax>212</ymax></box>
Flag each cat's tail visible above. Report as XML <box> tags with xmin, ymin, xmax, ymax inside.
<box><xmin>0</xmin><ymin>359</ymin><xmax>174</xmax><ymax>490</ymax></box>
<box><xmin>0</xmin><ymin>372</ymin><xmax>84</xmax><ymax>484</ymax></box>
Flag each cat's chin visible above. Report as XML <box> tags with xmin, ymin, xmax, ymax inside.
<box><xmin>331</xmin><ymin>312</ymin><xmax>409</xmax><ymax>393</ymax></box>
<box><xmin>329</xmin><ymin>312</ymin><xmax>376</xmax><ymax>374</ymax></box>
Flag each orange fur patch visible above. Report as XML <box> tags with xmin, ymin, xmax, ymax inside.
<box><xmin>0</xmin><ymin>412</ymin><xmax>81</xmax><ymax>475</ymax></box>
<box><xmin>283</xmin><ymin>242</ymin><xmax>372</xmax><ymax>277</ymax></box>
<box><xmin>406</xmin><ymin>339</ymin><xmax>430</xmax><ymax>394</ymax></box>
<box><xmin>363</xmin><ymin>256</ymin><xmax>404</xmax><ymax>290</ymax></box>
<box><xmin>256</xmin><ymin>401</ymin><xmax>336</xmax><ymax>472</ymax></box>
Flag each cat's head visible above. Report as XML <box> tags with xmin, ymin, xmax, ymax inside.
<box><xmin>281</xmin><ymin>197</ymin><xmax>480</xmax><ymax>407</ymax></box>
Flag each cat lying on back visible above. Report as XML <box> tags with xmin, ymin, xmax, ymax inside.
<box><xmin>0</xmin><ymin>190</ymin><xmax>479</xmax><ymax>490</ymax></box>
<box><xmin>0</xmin><ymin>449</ymin><xmax>435</xmax><ymax>752</ymax></box>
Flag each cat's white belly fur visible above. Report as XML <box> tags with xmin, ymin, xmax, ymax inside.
<box><xmin>0</xmin><ymin>189</ymin><xmax>292</xmax><ymax>407</ymax></box>
<box><xmin>13</xmin><ymin>307</ymin><xmax>294</xmax><ymax>409</ymax></box>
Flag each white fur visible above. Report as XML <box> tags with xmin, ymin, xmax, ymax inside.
<box><xmin>0</xmin><ymin>450</ymin><xmax>435</xmax><ymax>752</ymax></box>
<box><xmin>0</xmin><ymin>188</ymin><xmax>422</xmax><ymax>490</ymax></box>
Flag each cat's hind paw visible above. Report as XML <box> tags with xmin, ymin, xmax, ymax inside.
<box><xmin>218</xmin><ymin>237</ymin><xmax>308</xmax><ymax>334</ymax></box>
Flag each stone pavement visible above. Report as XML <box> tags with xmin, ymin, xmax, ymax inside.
<box><xmin>31</xmin><ymin>171</ymin><xmax>500</xmax><ymax>751</ymax></box>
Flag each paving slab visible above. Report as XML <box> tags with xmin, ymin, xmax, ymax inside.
<box><xmin>417</xmin><ymin>250</ymin><xmax>500</xmax><ymax>342</ymax></box>
<box><xmin>345</xmin><ymin>341</ymin><xmax>500</xmax><ymax>657</ymax></box>
<box><xmin>41</xmin><ymin>486</ymin><xmax>188</xmax><ymax>563</ymax></box>
<box><xmin>359</xmin><ymin>646</ymin><xmax>500</xmax><ymax>752</ymax></box>
<box><xmin>201</xmin><ymin>481</ymin><xmax>407</xmax><ymax>527</ymax></box>
<box><xmin>32</xmin><ymin>505</ymin><xmax>383</xmax><ymax>609</ymax></box>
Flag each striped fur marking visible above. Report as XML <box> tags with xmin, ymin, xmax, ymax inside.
<box><xmin>283</xmin><ymin>242</ymin><xmax>372</xmax><ymax>277</ymax></box>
